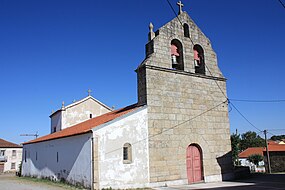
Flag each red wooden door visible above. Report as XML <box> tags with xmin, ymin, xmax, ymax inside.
<box><xmin>186</xmin><ymin>145</ymin><xmax>202</xmax><ymax>183</ymax></box>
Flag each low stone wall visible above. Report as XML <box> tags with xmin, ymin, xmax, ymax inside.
<box><xmin>269</xmin><ymin>152</ymin><xmax>285</xmax><ymax>173</ymax></box>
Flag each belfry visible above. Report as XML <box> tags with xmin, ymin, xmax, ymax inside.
<box><xmin>136</xmin><ymin>0</ymin><xmax>233</xmax><ymax>184</ymax></box>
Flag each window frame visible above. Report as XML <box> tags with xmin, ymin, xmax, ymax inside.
<box><xmin>123</xmin><ymin>143</ymin><xmax>132</xmax><ymax>164</ymax></box>
<box><xmin>12</xmin><ymin>150</ymin><xmax>16</xmax><ymax>157</ymax></box>
<box><xmin>11</xmin><ymin>162</ymin><xmax>16</xmax><ymax>170</ymax></box>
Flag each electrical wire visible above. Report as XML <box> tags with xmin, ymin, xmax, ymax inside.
<box><xmin>268</xmin><ymin>129</ymin><xmax>285</xmax><ymax>131</ymax></box>
<box><xmin>165</xmin><ymin>0</ymin><xmax>283</xmax><ymax>144</ymax></box>
<box><xmin>166</xmin><ymin>0</ymin><xmax>195</xmax><ymax>45</ymax></box>
<box><xmin>100</xmin><ymin>100</ymin><xmax>228</xmax><ymax>158</ymax></box>
<box><xmin>229</xmin><ymin>99</ymin><xmax>285</xmax><ymax>103</ymax></box>
<box><xmin>278</xmin><ymin>0</ymin><xmax>285</xmax><ymax>9</ymax></box>
<box><xmin>229</xmin><ymin>102</ymin><xmax>263</xmax><ymax>133</ymax></box>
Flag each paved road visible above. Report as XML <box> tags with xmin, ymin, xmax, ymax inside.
<box><xmin>0</xmin><ymin>174</ymin><xmax>79</xmax><ymax>190</ymax></box>
<box><xmin>154</xmin><ymin>173</ymin><xmax>285</xmax><ymax>190</ymax></box>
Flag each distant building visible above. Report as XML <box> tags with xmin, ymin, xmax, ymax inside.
<box><xmin>0</xmin><ymin>138</ymin><xmax>22</xmax><ymax>173</ymax></box>
<box><xmin>264</xmin><ymin>144</ymin><xmax>285</xmax><ymax>173</ymax></box>
<box><xmin>238</xmin><ymin>147</ymin><xmax>265</xmax><ymax>172</ymax></box>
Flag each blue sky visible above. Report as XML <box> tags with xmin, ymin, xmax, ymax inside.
<box><xmin>1</xmin><ymin>0</ymin><xmax>285</xmax><ymax>144</ymax></box>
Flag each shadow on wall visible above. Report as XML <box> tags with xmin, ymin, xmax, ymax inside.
<box><xmin>216</xmin><ymin>151</ymin><xmax>234</xmax><ymax>181</ymax></box>
<box><xmin>24</xmin><ymin>133</ymin><xmax>92</xmax><ymax>188</ymax></box>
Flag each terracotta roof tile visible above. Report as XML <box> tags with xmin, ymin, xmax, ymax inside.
<box><xmin>264</xmin><ymin>144</ymin><xmax>285</xmax><ymax>152</ymax></box>
<box><xmin>268</xmin><ymin>140</ymin><xmax>279</xmax><ymax>145</ymax></box>
<box><xmin>24</xmin><ymin>103</ymin><xmax>141</xmax><ymax>145</ymax></box>
<box><xmin>0</xmin><ymin>138</ymin><xmax>22</xmax><ymax>148</ymax></box>
<box><xmin>238</xmin><ymin>147</ymin><xmax>264</xmax><ymax>158</ymax></box>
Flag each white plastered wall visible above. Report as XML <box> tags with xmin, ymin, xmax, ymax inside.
<box><xmin>93</xmin><ymin>106</ymin><xmax>149</xmax><ymax>189</ymax></box>
<box><xmin>2</xmin><ymin>148</ymin><xmax>22</xmax><ymax>172</ymax></box>
<box><xmin>62</xmin><ymin>98</ymin><xmax>110</xmax><ymax>130</ymax></box>
<box><xmin>51</xmin><ymin>97</ymin><xmax>111</xmax><ymax>133</ymax></box>
<box><xmin>22</xmin><ymin>133</ymin><xmax>92</xmax><ymax>188</ymax></box>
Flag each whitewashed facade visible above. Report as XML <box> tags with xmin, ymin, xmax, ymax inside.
<box><xmin>22</xmin><ymin>133</ymin><xmax>92</xmax><ymax>188</ymax></box>
<box><xmin>22</xmin><ymin>105</ymin><xmax>148</xmax><ymax>189</ymax></box>
<box><xmin>93</xmin><ymin>106</ymin><xmax>149</xmax><ymax>189</ymax></box>
<box><xmin>0</xmin><ymin>147</ymin><xmax>22</xmax><ymax>173</ymax></box>
<box><xmin>50</xmin><ymin>96</ymin><xmax>112</xmax><ymax>133</ymax></box>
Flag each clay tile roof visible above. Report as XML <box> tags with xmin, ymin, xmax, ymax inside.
<box><xmin>0</xmin><ymin>138</ymin><xmax>22</xmax><ymax>148</ymax></box>
<box><xmin>24</xmin><ymin>103</ymin><xmax>141</xmax><ymax>145</ymax></box>
<box><xmin>263</xmin><ymin>144</ymin><xmax>285</xmax><ymax>152</ymax></box>
<box><xmin>238</xmin><ymin>147</ymin><xmax>264</xmax><ymax>158</ymax></box>
<box><xmin>267</xmin><ymin>140</ymin><xmax>279</xmax><ymax>145</ymax></box>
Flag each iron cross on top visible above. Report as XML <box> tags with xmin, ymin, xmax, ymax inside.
<box><xmin>177</xmin><ymin>1</ymin><xmax>184</xmax><ymax>14</ymax></box>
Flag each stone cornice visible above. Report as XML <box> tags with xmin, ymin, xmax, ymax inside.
<box><xmin>144</xmin><ymin>65</ymin><xmax>227</xmax><ymax>81</ymax></box>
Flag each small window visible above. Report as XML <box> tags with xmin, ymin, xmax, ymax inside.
<box><xmin>12</xmin><ymin>150</ymin><xmax>16</xmax><ymax>157</ymax></box>
<box><xmin>53</xmin><ymin>127</ymin><xmax>56</xmax><ymax>133</ymax></box>
<box><xmin>36</xmin><ymin>152</ymin><xmax>37</xmax><ymax>161</ymax></box>
<box><xmin>11</xmin><ymin>163</ymin><xmax>16</xmax><ymax>170</ymax></box>
<box><xmin>183</xmin><ymin>23</ymin><xmax>190</xmax><ymax>38</ymax></box>
<box><xmin>57</xmin><ymin>152</ymin><xmax>59</xmax><ymax>163</ymax></box>
<box><xmin>90</xmin><ymin>114</ymin><xmax>93</xmax><ymax>118</ymax></box>
<box><xmin>123</xmin><ymin>143</ymin><xmax>132</xmax><ymax>164</ymax></box>
<box><xmin>25</xmin><ymin>150</ymin><xmax>27</xmax><ymax>162</ymax></box>
<box><xmin>0</xmin><ymin>150</ymin><xmax>5</xmax><ymax>156</ymax></box>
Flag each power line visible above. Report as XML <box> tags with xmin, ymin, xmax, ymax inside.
<box><xmin>229</xmin><ymin>102</ymin><xmax>263</xmax><ymax>133</ymax></box>
<box><xmin>229</xmin><ymin>99</ymin><xmax>285</xmax><ymax>103</ymax></box>
<box><xmin>278</xmin><ymin>0</ymin><xmax>285</xmax><ymax>9</ymax></box>
<box><xmin>268</xmin><ymin>129</ymin><xmax>285</xmax><ymax>131</ymax></box>
<box><xmin>267</xmin><ymin>131</ymin><xmax>276</xmax><ymax>137</ymax></box>
<box><xmin>100</xmin><ymin>100</ymin><xmax>228</xmax><ymax>158</ymax></box>
<box><xmin>204</xmin><ymin>63</ymin><xmax>228</xmax><ymax>100</ymax></box>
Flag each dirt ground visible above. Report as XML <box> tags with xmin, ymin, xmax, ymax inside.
<box><xmin>0</xmin><ymin>173</ymin><xmax>84</xmax><ymax>190</ymax></box>
<box><xmin>1</xmin><ymin>173</ymin><xmax>285</xmax><ymax>190</ymax></box>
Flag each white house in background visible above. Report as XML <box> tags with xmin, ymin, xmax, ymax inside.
<box><xmin>238</xmin><ymin>147</ymin><xmax>265</xmax><ymax>173</ymax></box>
<box><xmin>0</xmin><ymin>138</ymin><xmax>22</xmax><ymax>173</ymax></box>
<box><xmin>50</xmin><ymin>94</ymin><xmax>112</xmax><ymax>133</ymax></box>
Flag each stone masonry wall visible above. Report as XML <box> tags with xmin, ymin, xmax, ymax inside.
<box><xmin>144</xmin><ymin>67</ymin><xmax>232</xmax><ymax>183</ymax></box>
<box><xmin>137</xmin><ymin>11</ymin><xmax>233</xmax><ymax>183</ymax></box>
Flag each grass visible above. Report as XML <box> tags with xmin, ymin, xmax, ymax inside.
<box><xmin>18</xmin><ymin>176</ymin><xmax>86</xmax><ymax>189</ymax></box>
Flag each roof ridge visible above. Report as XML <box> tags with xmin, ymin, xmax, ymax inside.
<box><xmin>24</xmin><ymin>103</ymin><xmax>141</xmax><ymax>145</ymax></box>
<box><xmin>0</xmin><ymin>138</ymin><xmax>22</xmax><ymax>148</ymax></box>
<box><xmin>50</xmin><ymin>95</ymin><xmax>113</xmax><ymax>117</ymax></box>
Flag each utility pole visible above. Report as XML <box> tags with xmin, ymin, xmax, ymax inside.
<box><xmin>264</xmin><ymin>130</ymin><xmax>271</xmax><ymax>174</ymax></box>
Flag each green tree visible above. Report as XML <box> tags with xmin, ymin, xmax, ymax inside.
<box><xmin>231</xmin><ymin>133</ymin><xmax>241</xmax><ymax>165</ymax></box>
<box><xmin>247</xmin><ymin>154</ymin><xmax>263</xmax><ymax>166</ymax></box>
<box><xmin>240</xmin><ymin>131</ymin><xmax>264</xmax><ymax>151</ymax></box>
<box><xmin>270</xmin><ymin>135</ymin><xmax>285</xmax><ymax>141</ymax></box>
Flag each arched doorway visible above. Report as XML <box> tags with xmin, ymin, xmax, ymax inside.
<box><xmin>186</xmin><ymin>144</ymin><xmax>203</xmax><ymax>183</ymax></box>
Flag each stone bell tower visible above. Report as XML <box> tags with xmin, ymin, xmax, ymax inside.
<box><xmin>136</xmin><ymin>1</ymin><xmax>233</xmax><ymax>185</ymax></box>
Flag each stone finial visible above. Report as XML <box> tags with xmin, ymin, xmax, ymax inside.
<box><xmin>177</xmin><ymin>1</ymin><xmax>184</xmax><ymax>15</ymax></box>
<box><xmin>87</xmin><ymin>89</ymin><xmax>92</xmax><ymax>96</ymax></box>
<box><xmin>149</xmin><ymin>22</ymin><xmax>154</xmax><ymax>32</ymax></box>
<box><xmin>61</xmin><ymin>101</ymin><xmax>65</xmax><ymax>109</ymax></box>
<box><xmin>148</xmin><ymin>22</ymin><xmax>155</xmax><ymax>41</ymax></box>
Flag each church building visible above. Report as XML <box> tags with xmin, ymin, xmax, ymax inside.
<box><xmin>22</xmin><ymin>2</ymin><xmax>233</xmax><ymax>189</ymax></box>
